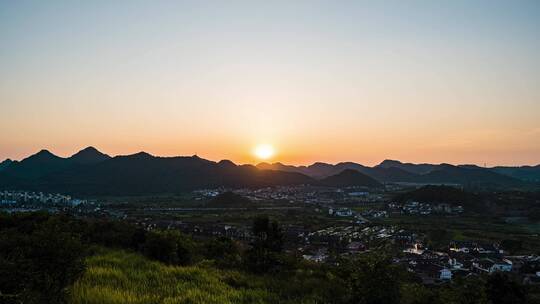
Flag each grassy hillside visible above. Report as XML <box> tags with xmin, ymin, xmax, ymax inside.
<box><xmin>70</xmin><ymin>249</ymin><xmax>279</xmax><ymax>304</ymax></box>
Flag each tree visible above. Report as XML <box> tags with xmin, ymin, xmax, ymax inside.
<box><xmin>0</xmin><ymin>213</ymin><xmax>86</xmax><ymax>304</ymax></box>
<box><xmin>252</xmin><ymin>216</ymin><xmax>283</xmax><ymax>252</ymax></box>
<box><xmin>142</xmin><ymin>230</ymin><xmax>196</xmax><ymax>265</ymax></box>
<box><xmin>204</xmin><ymin>237</ymin><xmax>242</xmax><ymax>268</ymax></box>
<box><xmin>82</xmin><ymin>219</ymin><xmax>140</xmax><ymax>249</ymax></box>
<box><xmin>438</xmin><ymin>276</ymin><xmax>488</xmax><ymax>304</ymax></box>
<box><xmin>400</xmin><ymin>283</ymin><xmax>438</xmax><ymax>304</ymax></box>
<box><xmin>338</xmin><ymin>254</ymin><xmax>402</xmax><ymax>304</ymax></box>
<box><xmin>142</xmin><ymin>231</ymin><xmax>179</xmax><ymax>264</ymax></box>
<box><xmin>173</xmin><ymin>231</ymin><xmax>197</xmax><ymax>265</ymax></box>
<box><xmin>486</xmin><ymin>273</ymin><xmax>526</xmax><ymax>304</ymax></box>
<box><xmin>245</xmin><ymin>216</ymin><xmax>284</xmax><ymax>273</ymax></box>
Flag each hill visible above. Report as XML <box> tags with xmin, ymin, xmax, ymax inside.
<box><xmin>491</xmin><ymin>165</ymin><xmax>540</xmax><ymax>182</ymax></box>
<box><xmin>69</xmin><ymin>146</ymin><xmax>111</xmax><ymax>164</ymax></box>
<box><xmin>3</xmin><ymin>149</ymin><xmax>71</xmax><ymax>179</ymax></box>
<box><xmin>256</xmin><ymin>162</ymin><xmax>341</xmax><ymax>178</ymax></box>
<box><xmin>394</xmin><ymin>185</ymin><xmax>484</xmax><ymax>211</ymax></box>
<box><xmin>0</xmin><ymin>148</ymin><xmax>531</xmax><ymax>195</ymax></box>
<box><xmin>417</xmin><ymin>164</ymin><xmax>521</xmax><ymax>187</ymax></box>
<box><xmin>0</xmin><ymin>159</ymin><xmax>13</xmax><ymax>171</ymax></box>
<box><xmin>256</xmin><ymin>161</ymin><xmax>416</xmax><ymax>183</ymax></box>
<box><xmin>256</xmin><ymin>160</ymin><xmax>523</xmax><ymax>186</ymax></box>
<box><xmin>321</xmin><ymin>169</ymin><xmax>382</xmax><ymax>188</ymax></box>
<box><xmin>0</xmin><ymin>150</ymin><xmax>315</xmax><ymax>195</ymax></box>
<box><xmin>376</xmin><ymin>159</ymin><xmax>438</xmax><ymax>175</ymax></box>
<box><xmin>1</xmin><ymin>147</ymin><xmax>110</xmax><ymax>179</ymax></box>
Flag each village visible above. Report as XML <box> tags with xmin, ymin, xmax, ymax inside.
<box><xmin>2</xmin><ymin>186</ymin><xmax>540</xmax><ymax>287</ymax></box>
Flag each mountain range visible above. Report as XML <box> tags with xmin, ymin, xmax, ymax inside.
<box><xmin>256</xmin><ymin>160</ymin><xmax>537</xmax><ymax>185</ymax></box>
<box><xmin>0</xmin><ymin>147</ymin><xmax>538</xmax><ymax>195</ymax></box>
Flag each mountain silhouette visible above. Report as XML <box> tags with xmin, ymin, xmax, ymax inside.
<box><xmin>70</xmin><ymin>147</ymin><xmax>111</xmax><ymax>164</ymax></box>
<box><xmin>0</xmin><ymin>148</ymin><xmax>534</xmax><ymax>195</ymax></box>
<box><xmin>258</xmin><ymin>159</ymin><xmax>527</xmax><ymax>186</ymax></box>
<box><xmin>376</xmin><ymin>159</ymin><xmax>438</xmax><ymax>175</ymax></box>
<box><xmin>394</xmin><ymin>185</ymin><xmax>484</xmax><ymax>211</ymax></box>
<box><xmin>2</xmin><ymin>147</ymin><xmax>111</xmax><ymax>179</ymax></box>
<box><xmin>0</xmin><ymin>150</ymin><xmax>315</xmax><ymax>195</ymax></box>
<box><xmin>418</xmin><ymin>164</ymin><xmax>522</xmax><ymax>186</ymax></box>
<box><xmin>0</xmin><ymin>159</ymin><xmax>13</xmax><ymax>171</ymax></box>
<box><xmin>321</xmin><ymin>169</ymin><xmax>382</xmax><ymax>187</ymax></box>
<box><xmin>3</xmin><ymin>150</ymin><xmax>70</xmax><ymax>179</ymax></box>
<box><xmin>257</xmin><ymin>161</ymin><xmax>418</xmax><ymax>183</ymax></box>
<box><xmin>491</xmin><ymin>165</ymin><xmax>540</xmax><ymax>182</ymax></box>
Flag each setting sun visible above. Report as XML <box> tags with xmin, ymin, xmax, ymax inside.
<box><xmin>254</xmin><ymin>144</ymin><xmax>275</xmax><ymax>160</ymax></box>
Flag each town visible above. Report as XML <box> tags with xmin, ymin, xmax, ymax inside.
<box><xmin>3</xmin><ymin>184</ymin><xmax>539</xmax><ymax>288</ymax></box>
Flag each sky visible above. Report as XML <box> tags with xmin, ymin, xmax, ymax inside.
<box><xmin>1</xmin><ymin>0</ymin><xmax>539</xmax><ymax>166</ymax></box>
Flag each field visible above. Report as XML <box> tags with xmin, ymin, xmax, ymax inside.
<box><xmin>70</xmin><ymin>248</ymin><xmax>279</xmax><ymax>304</ymax></box>
<box><xmin>70</xmin><ymin>248</ymin><xmax>336</xmax><ymax>304</ymax></box>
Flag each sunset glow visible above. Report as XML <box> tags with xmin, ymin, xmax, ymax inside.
<box><xmin>0</xmin><ymin>1</ymin><xmax>539</xmax><ymax>166</ymax></box>
<box><xmin>254</xmin><ymin>144</ymin><xmax>275</xmax><ymax>160</ymax></box>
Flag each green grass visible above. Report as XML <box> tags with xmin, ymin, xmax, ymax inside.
<box><xmin>70</xmin><ymin>249</ymin><xmax>279</xmax><ymax>304</ymax></box>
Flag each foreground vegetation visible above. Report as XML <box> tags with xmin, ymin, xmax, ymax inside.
<box><xmin>1</xmin><ymin>212</ymin><xmax>539</xmax><ymax>304</ymax></box>
<box><xmin>71</xmin><ymin>249</ymin><xmax>277</xmax><ymax>304</ymax></box>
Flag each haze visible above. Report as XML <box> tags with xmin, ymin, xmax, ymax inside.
<box><xmin>1</xmin><ymin>1</ymin><xmax>539</xmax><ymax>166</ymax></box>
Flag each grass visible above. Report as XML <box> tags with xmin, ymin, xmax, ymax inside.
<box><xmin>70</xmin><ymin>249</ymin><xmax>279</xmax><ymax>304</ymax></box>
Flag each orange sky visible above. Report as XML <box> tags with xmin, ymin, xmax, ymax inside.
<box><xmin>1</xmin><ymin>1</ymin><xmax>539</xmax><ymax>166</ymax></box>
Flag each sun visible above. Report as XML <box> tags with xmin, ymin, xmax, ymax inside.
<box><xmin>254</xmin><ymin>144</ymin><xmax>275</xmax><ymax>160</ymax></box>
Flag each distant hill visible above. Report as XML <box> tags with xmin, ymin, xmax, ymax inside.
<box><xmin>394</xmin><ymin>185</ymin><xmax>475</xmax><ymax>204</ymax></box>
<box><xmin>0</xmin><ymin>148</ymin><xmax>533</xmax><ymax>195</ymax></box>
<box><xmin>1</xmin><ymin>147</ymin><xmax>111</xmax><ymax>179</ymax></box>
<box><xmin>256</xmin><ymin>160</ymin><xmax>525</xmax><ymax>187</ymax></box>
<box><xmin>321</xmin><ymin>169</ymin><xmax>382</xmax><ymax>188</ymax></box>
<box><xmin>491</xmin><ymin>165</ymin><xmax>540</xmax><ymax>182</ymax></box>
<box><xmin>0</xmin><ymin>159</ymin><xmax>13</xmax><ymax>171</ymax></box>
<box><xmin>0</xmin><ymin>149</ymin><xmax>315</xmax><ymax>195</ymax></box>
<box><xmin>394</xmin><ymin>185</ymin><xmax>484</xmax><ymax>211</ymax></box>
<box><xmin>256</xmin><ymin>161</ymin><xmax>414</xmax><ymax>182</ymax></box>
<box><xmin>417</xmin><ymin>164</ymin><xmax>521</xmax><ymax>187</ymax></box>
<box><xmin>206</xmin><ymin>191</ymin><xmax>253</xmax><ymax>208</ymax></box>
<box><xmin>70</xmin><ymin>146</ymin><xmax>111</xmax><ymax>164</ymax></box>
<box><xmin>3</xmin><ymin>150</ymin><xmax>71</xmax><ymax>179</ymax></box>
<box><xmin>256</xmin><ymin>162</ymin><xmax>341</xmax><ymax>178</ymax></box>
<box><xmin>362</xmin><ymin>167</ymin><xmax>419</xmax><ymax>183</ymax></box>
<box><xmin>376</xmin><ymin>159</ymin><xmax>438</xmax><ymax>175</ymax></box>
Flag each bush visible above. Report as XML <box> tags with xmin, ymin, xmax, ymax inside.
<box><xmin>0</xmin><ymin>213</ymin><xmax>86</xmax><ymax>304</ymax></box>
<box><xmin>142</xmin><ymin>230</ymin><xmax>197</xmax><ymax>265</ymax></box>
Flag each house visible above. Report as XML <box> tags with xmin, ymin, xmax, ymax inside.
<box><xmin>404</xmin><ymin>242</ymin><xmax>425</xmax><ymax>255</ymax></box>
<box><xmin>448</xmin><ymin>258</ymin><xmax>464</xmax><ymax>269</ymax></box>
<box><xmin>335</xmin><ymin>208</ymin><xmax>353</xmax><ymax>217</ymax></box>
<box><xmin>448</xmin><ymin>251</ymin><xmax>475</xmax><ymax>270</ymax></box>
<box><xmin>348</xmin><ymin>191</ymin><xmax>368</xmax><ymax>196</ymax></box>
<box><xmin>473</xmin><ymin>258</ymin><xmax>512</xmax><ymax>273</ymax></box>
<box><xmin>415</xmin><ymin>263</ymin><xmax>453</xmax><ymax>283</ymax></box>
<box><xmin>450</xmin><ymin>241</ymin><xmax>475</xmax><ymax>253</ymax></box>
<box><xmin>346</xmin><ymin>241</ymin><xmax>366</xmax><ymax>253</ymax></box>
<box><xmin>440</xmin><ymin>267</ymin><xmax>453</xmax><ymax>280</ymax></box>
<box><xmin>475</xmin><ymin>243</ymin><xmax>500</xmax><ymax>254</ymax></box>
<box><xmin>433</xmin><ymin>203</ymin><xmax>452</xmax><ymax>213</ymax></box>
<box><xmin>490</xmin><ymin>259</ymin><xmax>513</xmax><ymax>272</ymax></box>
<box><xmin>302</xmin><ymin>248</ymin><xmax>329</xmax><ymax>263</ymax></box>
